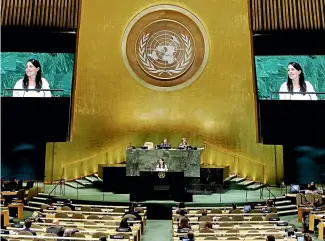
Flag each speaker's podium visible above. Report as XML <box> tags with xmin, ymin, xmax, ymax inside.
<box><xmin>130</xmin><ymin>171</ymin><xmax>190</xmax><ymax>202</ymax></box>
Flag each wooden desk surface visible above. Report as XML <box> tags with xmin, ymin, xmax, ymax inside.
<box><xmin>1</xmin><ymin>234</ymin><xmax>132</xmax><ymax>240</ymax></box>
<box><xmin>172</xmin><ymin>212</ymin><xmax>271</xmax><ymax>217</ymax></box>
<box><xmin>173</xmin><ymin>238</ymin><xmax>296</xmax><ymax>241</ymax></box>
<box><xmin>173</xmin><ymin>224</ymin><xmax>291</xmax><ymax>230</ymax></box>
<box><xmin>298</xmin><ymin>207</ymin><xmax>313</xmax><ymax>222</ymax></box>
<box><xmin>319</xmin><ymin>222</ymin><xmax>324</xmax><ymax>240</ymax></box>
<box><xmin>1</xmin><ymin>191</ymin><xmax>17</xmax><ymax>196</ymax></box>
<box><xmin>1</xmin><ymin>209</ymin><xmax>9</xmax><ymax>226</ymax></box>
<box><xmin>173</xmin><ymin>230</ymin><xmax>286</xmax><ymax>236</ymax></box>
<box><xmin>44</xmin><ymin>209</ymin><xmax>146</xmax><ymax>216</ymax></box>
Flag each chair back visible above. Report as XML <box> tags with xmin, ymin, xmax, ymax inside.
<box><xmin>18</xmin><ymin>231</ymin><xmax>33</xmax><ymax>236</ymax></box>
<box><xmin>71</xmin><ymin>213</ymin><xmax>85</xmax><ymax>219</ymax></box>
<box><xmin>91</xmin><ymin>232</ymin><xmax>107</xmax><ymax>238</ymax></box>
<box><xmin>80</xmin><ymin>206</ymin><xmax>91</xmax><ymax>211</ymax></box>
<box><xmin>250</xmin><ymin>209</ymin><xmax>261</xmax><ymax>213</ymax></box>
<box><xmin>61</xmin><ymin>206</ymin><xmax>72</xmax><ymax>211</ymax></box>
<box><xmin>55</xmin><ymin>212</ymin><xmax>69</xmax><ymax>218</ymax></box>
<box><xmin>315</xmin><ymin>194</ymin><xmax>323</xmax><ymax>203</ymax></box>
<box><xmin>232</xmin><ymin>216</ymin><xmax>244</xmax><ymax>221</ymax></box>
<box><xmin>113</xmin><ymin>208</ymin><xmax>125</xmax><ymax>213</ymax></box>
<box><xmin>198</xmin><ymin>215</ymin><xmax>213</xmax><ymax>222</ymax></box>
<box><xmin>218</xmin><ymin>217</ymin><xmax>231</xmax><ymax>222</ymax></box>
<box><xmin>123</xmin><ymin>214</ymin><xmax>137</xmax><ymax>219</ymax></box>
<box><xmin>250</xmin><ymin>216</ymin><xmax>263</xmax><ymax>221</ymax></box>
<box><xmin>87</xmin><ymin>215</ymin><xmax>100</xmax><ymax>220</ymax></box>
<box><xmin>305</xmin><ymin>193</ymin><xmax>315</xmax><ymax>203</ymax></box>
<box><xmin>210</xmin><ymin>209</ymin><xmax>222</xmax><ymax>214</ymax></box>
<box><xmin>72</xmin><ymin>232</ymin><xmax>86</xmax><ymax>237</ymax></box>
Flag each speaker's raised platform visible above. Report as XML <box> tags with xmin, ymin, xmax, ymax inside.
<box><xmin>98</xmin><ymin>164</ymin><xmax>230</xmax><ymax>196</ymax></box>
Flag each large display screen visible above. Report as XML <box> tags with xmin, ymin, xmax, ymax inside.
<box><xmin>283</xmin><ymin>145</ymin><xmax>325</xmax><ymax>184</ymax></box>
<box><xmin>255</xmin><ymin>55</ymin><xmax>325</xmax><ymax>100</ymax></box>
<box><xmin>1</xmin><ymin>52</ymin><xmax>75</xmax><ymax>97</ymax></box>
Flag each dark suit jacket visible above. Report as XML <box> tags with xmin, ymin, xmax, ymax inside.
<box><xmin>22</xmin><ymin>228</ymin><xmax>36</xmax><ymax>235</ymax></box>
<box><xmin>46</xmin><ymin>226</ymin><xmax>65</xmax><ymax>236</ymax></box>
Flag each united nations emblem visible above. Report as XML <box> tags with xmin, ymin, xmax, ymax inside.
<box><xmin>137</xmin><ymin>20</ymin><xmax>195</xmax><ymax>79</ymax></box>
<box><xmin>158</xmin><ymin>172</ymin><xmax>166</xmax><ymax>179</ymax></box>
<box><xmin>122</xmin><ymin>5</ymin><xmax>209</xmax><ymax>91</ymax></box>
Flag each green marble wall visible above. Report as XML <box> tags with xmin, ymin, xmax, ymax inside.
<box><xmin>1</xmin><ymin>52</ymin><xmax>75</xmax><ymax>97</ymax></box>
<box><xmin>255</xmin><ymin>55</ymin><xmax>325</xmax><ymax>100</ymax></box>
<box><xmin>126</xmin><ymin>149</ymin><xmax>202</xmax><ymax>177</ymax></box>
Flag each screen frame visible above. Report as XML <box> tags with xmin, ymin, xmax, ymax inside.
<box><xmin>252</xmin><ymin>31</ymin><xmax>325</xmax><ymax>144</ymax></box>
<box><xmin>1</xmin><ymin>27</ymin><xmax>77</xmax><ymax>142</ymax></box>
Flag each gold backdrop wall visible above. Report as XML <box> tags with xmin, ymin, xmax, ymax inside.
<box><xmin>45</xmin><ymin>0</ymin><xmax>283</xmax><ymax>184</ymax></box>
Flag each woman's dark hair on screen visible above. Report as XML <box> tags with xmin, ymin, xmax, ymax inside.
<box><xmin>23</xmin><ymin>59</ymin><xmax>42</xmax><ymax>91</ymax></box>
<box><xmin>287</xmin><ymin>62</ymin><xmax>306</xmax><ymax>94</ymax></box>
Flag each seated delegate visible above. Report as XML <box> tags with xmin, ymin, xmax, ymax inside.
<box><xmin>178</xmin><ymin>138</ymin><xmax>190</xmax><ymax>149</ymax></box>
<box><xmin>158</xmin><ymin>138</ymin><xmax>171</xmax><ymax>149</ymax></box>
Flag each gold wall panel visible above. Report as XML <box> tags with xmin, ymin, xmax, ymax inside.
<box><xmin>45</xmin><ymin>0</ymin><xmax>283</xmax><ymax>184</ymax></box>
<box><xmin>250</xmin><ymin>0</ymin><xmax>325</xmax><ymax>31</ymax></box>
<box><xmin>0</xmin><ymin>0</ymin><xmax>80</xmax><ymax>28</ymax></box>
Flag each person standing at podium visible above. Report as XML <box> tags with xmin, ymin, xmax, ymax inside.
<box><xmin>159</xmin><ymin>138</ymin><xmax>171</xmax><ymax>149</ymax></box>
<box><xmin>279</xmin><ymin>62</ymin><xmax>317</xmax><ymax>100</ymax></box>
<box><xmin>156</xmin><ymin>158</ymin><xmax>168</xmax><ymax>171</ymax></box>
<box><xmin>13</xmin><ymin>59</ymin><xmax>52</xmax><ymax>97</ymax></box>
<box><xmin>178</xmin><ymin>138</ymin><xmax>189</xmax><ymax>149</ymax></box>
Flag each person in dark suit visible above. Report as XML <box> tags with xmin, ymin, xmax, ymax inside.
<box><xmin>1</xmin><ymin>179</ymin><xmax>7</xmax><ymax>191</ymax></box>
<box><xmin>21</xmin><ymin>219</ymin><xmax>37</xmax><ymax>235</ymax></box>
<box><xmin>159</xmin><ymin>138</ymin><xmax>171</xmax><ymax>149</ymax></box>
<box><xmin>187</xmin><ymin>231</ymin><xmax>194</xmax><ymax>241</ymax></box>
<box><xmin>46</xmin><ymin>219</ymin><xmax>65</xmax><ymax>237</ymax></box>
<box><xmin>8</xmin><ymin>178</ymin><xmax>18</xmax><ymax>191</ymax></box>
<box><xmin>116</xmin><ymin>218</ymin><xmax>132</xmax><ymax>232</ymax></box>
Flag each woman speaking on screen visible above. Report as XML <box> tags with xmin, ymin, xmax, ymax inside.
<box><xmin>279</xmin><ymin>62</ymin><xmax>318</xmax><ymax>100</ymax></box>
<box><xmin>13</xmin><ymin>59</ymin><xmax>52</xmax><ymax>97</ymax></box>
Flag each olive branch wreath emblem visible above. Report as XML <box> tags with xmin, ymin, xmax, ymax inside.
<box><xmin>138</xmin><ymin>33</ymin><xmax>192</xmax><ymax>76</ymax></box>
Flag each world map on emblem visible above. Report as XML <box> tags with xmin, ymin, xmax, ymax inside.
<box><xmin>136</xmin><ymin>20</ymin><xmax>195</xmax><ymax>80</ymax></box>
<box><xmin>122</xmin><ymin>5</ymin><xmax>209</xmax><ymax>90</ymax></box>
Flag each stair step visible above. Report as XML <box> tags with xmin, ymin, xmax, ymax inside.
<box><xmin>24</xmin><ymin>205</ymin><xmax>41</xmax><ymax>211</ymax></box>
<box><xmin>28</xmin><ymin>201</ymin><xmax>45</xmax><ymax>207</ymax></box>
<box><xmin>33</xmin><ymin>197</ymin><xmax>48</xmax><ymax>202</ymax></box>
<box><xmin>238</xmin><ymin>180</ymin><xmax>255</xmax><ymax>186</ymax></box>
<box><xmin>246</xmin><ymin>183</ymin><xmax>265</xmax><ymax>190</ymax></box>
<box><xmin>276</xmin><ymin>204</ymin><xmax>297</xmax><ymax>210</ymax></box>
<box><xmin>278</xmin><ymin>209</ymin><xmax>298</xmax><ymax>215</ymax></box>
<box><xmin>275</xmin><ymin>200</ymin><xmax>291</xmax><ymax>205</ymax></box>
<box><xmin>75</xmin><ymin>179</ymin><xmax>93</xmax><ymax>187</ymax></box>
<box><xmin>231</xmin><ymin>177</ymin><xmax>246</xmax><ymax>183</ymax></box>
<box><xmin>38</xmin><ymin>193</ymin><xmax>50</xmax><ymax>197</ymax></box>
<box><xmin>84</xmin><ymin>176</ymin><xmax>100</xmax><ymax>183</ymax></box>
<box><xmin>225</xmin><ymin>174</ymin><xmax>237</xmax><ymax>181</ymax></box>
<box><xmin>65</xmin><ymin>181</ymin><xmax>86</xmax><ymax>189</ymax></box>
<box><xmin>263</xmin><ymin>196</ymin><xmax>287</xmax><ymax>201</ymax></box>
